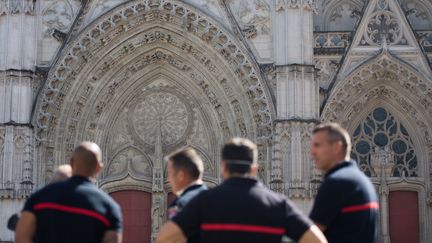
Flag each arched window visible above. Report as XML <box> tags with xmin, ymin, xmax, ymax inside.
<box><xmin>351</xmin><ymin>107</ymin><xmax>418</xmax><ymax>177</ymax></box>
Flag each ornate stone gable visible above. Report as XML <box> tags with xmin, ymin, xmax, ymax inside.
<box><xmin>335</xmin><ymin>0</ymin><xmax>432</xmax><ymax>80</ymax></box>
<box><xmin>360</xmin><ymin>0</ymin><xmax>406</xmax><ymax>46</ymax></box>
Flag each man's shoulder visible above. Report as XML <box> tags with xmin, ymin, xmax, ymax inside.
<box><xmin>324</xmin><ymin>162</ymin><xmax>376</xmax><ymax>194</ymax></box>
<box><xmin>327</xmin><ymin>162</ymin><xmax>364</xmax><ymax>180</ymax></box>
<box><xmin>90</xmin><ymin>187</ymin><xmax>120</xmax><ymax>207</ymax></box>
<box><xmin>178</xmin><ymin>185</ymin><xmax>207</xmax><ymax>203</ymax></box>
<box><xmin>31</xmin><ymin>181</ymin><xmax>68</xmax><ymax>197</ymax></box>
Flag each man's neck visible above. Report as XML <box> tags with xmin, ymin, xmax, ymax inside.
<box><xmin>224</xmin><ymin>173</ymin><xmax>256</xmax><ymax>180</ymax></box>
<box><xmin>72</xmin><ymin>173</ymin><xmax>95</xmax><ymax>181</ymax></box>
<box><xmin>324</xmin><ymin>156</ymin><xmax>350</xmax><ymax>174</ymax></box>
<box><xmin>175</xmin><ymin>179</ymin><xmax>202</xmax><ymax>196</ymax></box>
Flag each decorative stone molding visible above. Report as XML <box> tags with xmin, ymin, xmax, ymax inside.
<box><xmin>357</xmin><ymin>0</ymin><xmax>411</xmax><ymax>47</ymax></box>
<box><xmin>41</xmin><ymin>0</ymin><xmax>80</xmax><ymax>38</ymax></box>
<box><xmin>314</xmin><ymin>32</ymin><xmax>351</xmax><ymax>48</ymax></box>
<box><xmin>322</xmin><ymin>55</ymin><xmax>432</xmax><ymax>150</ymax></box>
<box><xmin>0</xmin><ymin>126</ymin><xmax>33</xmax><ymax>199</ymax></box>
<box><xmin>319</xmin><ymin>0</ymin><xmax>365</xmax><ymax>32</ymax></box>
<box><xmin>287</xmin><ymin>181</ymin><xmax>319</xmax><ymax>199</ymax></box>
<box><xmin>418</xmin><ymin>31</ymin><xmax>432</xmax><ymax>48</ymax></box>
<box><xmin>275</xmin><ymin>0</ymin><xmax>318</xmax><ymax>12</ymax></box>
<box><xmin>362</xmin><ymin>10</ymin><xmax>404</xmax><ymax>46</ymax></box>
<box><xmin>236</xmin><ymin>0</ymin><xmax>271</xmax><ymax>38</ymax></box>
<box><xmin>427</xmin><ymin>190</ymin><xmax>432</xmax><ymax>207</ymax></box>
<box><xmin>103</xmin><ymin>147</ymin><xmax>153</xmax><ymax>182</ymax></box>
<box><xmin>272</xmin><ymin>121</ymin><xmax>317</xmax><ymax>197</ymax></box>
<box><xmin>33</xmin><ymin>0</ymin><xmax>274</xmax><ymax>148</ymax></box>
<box><xmin>315</xmin><ymin>57</ymin><xmax>341</xmax><ymax>89</ymax></box>
<box><xmin>128</xmin><ymin>90</ymin><xmax>194</xmax><ymax>148</ymax></box>
<box><xmin>402</xmin><ymin>0</ymin><xmax>432</xmax><ymax>30</ymax></box>
<box><xmin>0</xmin><ymin>0</ymin><xmax>34</xmax><ymax>15</ymax></box>
<box><xmin>328</xmin><ymin>84</ymin><xmax>432</xmax><ymax>148</ymax></box>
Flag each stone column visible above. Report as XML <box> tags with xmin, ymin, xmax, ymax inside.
<box><xmin>371</xmin><ymin>146</ymin><xmax>394</xmax><ymax>243</ymax></box>
<box><xmin>270</xmin><ymin>0</ymin><xmax>319</xmax><ymax>212</ymax></box>
<box><xmin>0</xmin><ymin>0</ymin><xmax>37</xmax><ymax>240</ymax></box>
<box><xmin>151</xmin><ymin>121</ymin><xmax>166</xmax><ymax>242</ymax></box>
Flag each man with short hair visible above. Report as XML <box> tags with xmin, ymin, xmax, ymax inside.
<box><xmin>157</xmin><ymin>138</ymin><xmax>327</xmax><ymax>243</ymax></box>
<box><xmin>309</xmin><ymin>123</ymin><xmax>378</xmax><ymax>243</ymax></box>
<box><xmin>166</xmin><ymin>147</ymin><xmax>207</xmax><ymax>219</ymax></box>
<box><xmin>166</xmin><ymin>147</ymin><xmax>207</xmax><ymax>243</ymax></box>
<box><xmin>15</xmin><ymin>142</ymin><xmax>123</xmax><ymax>243</ymax></box>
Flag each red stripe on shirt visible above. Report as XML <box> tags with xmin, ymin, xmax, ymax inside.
<box><xmin>34</xmin><ymin>202</ymin><xmax>110</xmax><ymax>227</ymax></box>
<box><xmin>341</xmin><ymin>202</ymin><xmax>379</xmax><ymax>213</ymax></box>
<box><xmin>201</xmin><ymin>223</ymin><xmax>285</xmax><ymax>235</ymax></box>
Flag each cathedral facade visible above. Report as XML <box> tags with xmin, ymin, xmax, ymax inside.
<box><xmin>0</xmin><ymin>0</ymin><xmax>431</xmax><ymax>242</ymax></box>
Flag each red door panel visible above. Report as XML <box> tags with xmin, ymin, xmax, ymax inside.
<box><xmin>389</xmin><ymin>191</ymin><xmax>419</xmax><ymax>243</ymax></box>
<box><xmin>111</xmin><ymin>190</ymin><xmax>152</xmax><ymax>243</ymax></box>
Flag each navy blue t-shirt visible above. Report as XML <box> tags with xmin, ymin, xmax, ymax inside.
<box><xmin>23</xmin><ymin>176</ymin><xmax>122</xmax><ymax>243</ymax></box>
<box><xmin>310</xmin><ymin>161</ymin><xmax>378</xmax><ymax>243</ymax></box>
<box><xmin>168</xmin><ymin>184</ymin><xmax>207</xmax><ymax>243</ymax></box>
<box><xmin>168</xmin><ymin>184</ymin><xmax>208</xmax><ymax>219</ymax></box>
<box><xmin>173</xmin><ymin>177</ymin><xmax>313</xmax><ymax>243</ymax></box>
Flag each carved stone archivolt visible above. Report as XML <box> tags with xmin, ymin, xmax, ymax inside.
<box><xmin>32</xmin><ymin>0</ymin><xmax>276</xmax><ymax>188</ymax></box>
<box><xmin>34</xmin><ymin>0</ymin><xmax>274</xmax><ymax>149</ymax></box>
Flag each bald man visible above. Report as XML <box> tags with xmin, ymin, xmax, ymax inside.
<box><xmin>16</xmin><ymin>142</ymin><xmax>123</xmax><ymax>243</ymax></box>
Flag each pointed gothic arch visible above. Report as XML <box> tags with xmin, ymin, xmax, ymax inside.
<box><xmin>322</xmin><ymin>0</ymin><xmax>364</xmax><ymax>31</ymax></box>
<box><xmin>322</xmin><ymin>54</ymin><xmax>432</xmax><ymax>178</ymax></box>
<box><xmin>323</xmin><ymin>53</ymin><xmax>432</xmax><ymax>140</ymax></box>
<box><xmin>32</xmin><ymin>0</ymin><xmax>275</xmax><ymax>184</ymax></box>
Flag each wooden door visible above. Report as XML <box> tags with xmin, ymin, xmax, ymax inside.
<box><xmin>111</xmin><ymin>190</ymin><xmax>152</xmax><ymax>243</ymax></box>
<box><xmin>389</xmin><ymin>191</ymin><xmax>419</xmax><ymax>243</ymax></box>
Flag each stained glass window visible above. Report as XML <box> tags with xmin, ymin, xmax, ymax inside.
<box><xmin>352</xmin><ymin>107</ymin><xmax>418</xmax><ymax>177</ymax></box>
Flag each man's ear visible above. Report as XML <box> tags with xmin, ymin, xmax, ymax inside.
<box><xmin>95</xmin><ymin>162</ymin><xmax>103</xmax><ymax>175</ymax></box>
<box><xmin>177</xmin><ymin>169</ymin><xmax>185</xmax><ymax>181</ymax></box>
<box><xmin>335</xmin><ymin>141</ymin><xmax>345</xmax><ymax>155</ymax></box>
<box><xmin>250</xmin><ymin>163</ymin><xmax>258</xmax><ymax>176</ymax></box>
<box><xmin>221</xmin><ymin>160</ymin><xmax>229</xmax><ymax>179</ymax></box>
<box><xmin>221</xmin><ymin>160</ymin><xmax>227</xmax><ymax>172</ymax></box>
